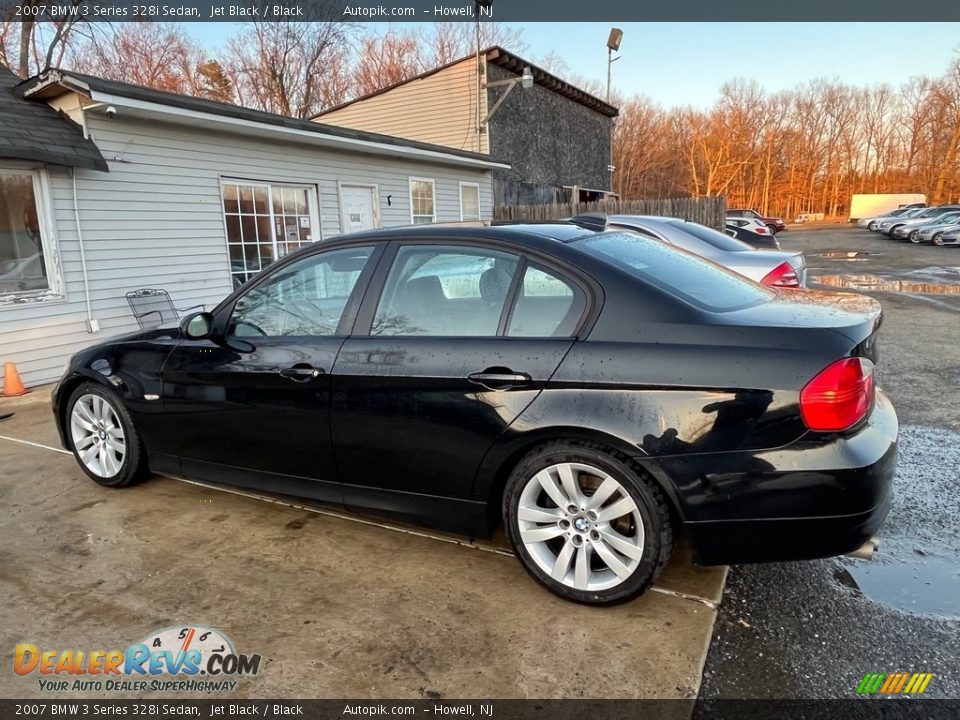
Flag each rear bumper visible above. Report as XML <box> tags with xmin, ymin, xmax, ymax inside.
<box><xmin>683</xmin><ymin>390</ymin><xmax>898</xmax><ymax>566</ymax></box>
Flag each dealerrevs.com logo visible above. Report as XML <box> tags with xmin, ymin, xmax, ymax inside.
<box><xmin>14</xmin><ymin>625</ymin><xmax>262</xmax><ymax>692</ymax></box>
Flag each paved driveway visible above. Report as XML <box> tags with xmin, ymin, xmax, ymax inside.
<box><xmin>0</xmin><ymin>395</ymin><xmax>724</xmax><ymax>700</ymax></box>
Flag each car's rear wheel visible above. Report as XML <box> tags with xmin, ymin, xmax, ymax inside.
<box><xmin>67</xmin><ymin>382</ymin><xmax>146</xmax><ymax>487</ymax></box>
<box><xmin>503</xmin><ymin>441</ymin><xmax>673</xmax><ymax>605</ymax></box>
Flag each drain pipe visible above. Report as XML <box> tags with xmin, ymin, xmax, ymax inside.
<box><xmin>71</xmin><ymin>168</ymin><xmax>97</xmax><ymax>333</ymax></box>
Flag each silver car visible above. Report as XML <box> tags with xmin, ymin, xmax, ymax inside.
<box><xmin>907</xmin><ymin>212</ymin><xmax>960</xmax><ymax>244</ymax></box>
<box><xmin>858</xmin><ymin>206</ymin><xmax>923</xmax><ymax>230</ymax></box>
<box><xmin>933</xmin><ymin>226</ymin><xmax>960</xmax><ymax>247</ymax></box>
<box><xmin>880</xmin><ymin>206</ymin><xmax>960</xmax><ymax>237</ymax></box>
<box><xmin>578</xmin><ymin>214</ymin><xmax>807</xmax><ymax>288</ymax></box>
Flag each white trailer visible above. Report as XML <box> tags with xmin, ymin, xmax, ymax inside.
<box><xmin>849</xmin><ymin>193</ymin><xmax>926</xmax><ymax>220</ymax></box>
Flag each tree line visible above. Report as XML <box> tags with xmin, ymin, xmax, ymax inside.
<box><xmin>611</xmin><ymin>67</ymin><xmax>960</xmax><ymax>219</ymax></box>
<box><xmin>3</xmin><ymin>13</ymin><xmax>960</xmax><ymax>218</ymax></box>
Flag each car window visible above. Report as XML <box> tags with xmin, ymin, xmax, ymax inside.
<box><xmin>228</xmin><ymin>246</ymin><xmax>374</xmax><ymax>337</ymax></box>
<box><xmin>508</xmin><ymin>265</ymin><xmax>586</xmax><ymax>337</ymax></box>
<box><xmin>372</xmin><ymin>245</ymin><xmax>519</xmax><ymax>336</ymax></box>
<box><xmin>670</xmin><ymin>220</ymin><xmax>756</xmax><ymax>252</ymax></box>
<box><xmin>575</xmin><ymin>231</ymin><xmax>774</xmax><ymax>312</ymax></box>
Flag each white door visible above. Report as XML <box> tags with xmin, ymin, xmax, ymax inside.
<box><xmin>339</xmin><ymin>185</ymin><xmax>378</xmax><ymax>234</ymax></box>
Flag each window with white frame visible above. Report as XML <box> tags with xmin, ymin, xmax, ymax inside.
<box><xmin>221</xmin><ymin>180</ymin><xmax>319</xmax><ymax>288</ymax></box>
<box><xmin>459</xmin><ymin>182</ymin><xmax>481</xmax><ymax>221</ymax></box>
<box><xmin>0</xmin><ymin>167</ymin><xmax>57</xmax><ymax>300</ymax></box>
<box><xmin>409</xmin><ymin>178</ymin><xmax>436</xmax><ymax>225</ymax></box>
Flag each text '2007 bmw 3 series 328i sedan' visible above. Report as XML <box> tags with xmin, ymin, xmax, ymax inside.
<box><xmin>54</xmin><ymin>224</ymin><xmax>898</xmax><ymax>605</ymax></box>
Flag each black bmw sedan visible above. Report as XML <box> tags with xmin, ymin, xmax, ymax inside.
<box><xmin>53</xmin><ymin>224</ymin><xmax>897</xmax><ymax>605</ymax></box>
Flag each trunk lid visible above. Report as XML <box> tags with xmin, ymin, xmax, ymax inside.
<box><xmin>724</xmin><ymin>289</ymin><xmax>882</xmax><ymax>353</ymax></box>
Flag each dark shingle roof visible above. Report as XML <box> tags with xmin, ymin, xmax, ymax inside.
<box><xmin>24</xmin><ymin>70</ymin><xmax>505</xmax><ymax>168</ymax></box>
<box><xmin>0</xmin><ymin>66</ymin><xmax>108</xmax><ymax>171</ymax></box>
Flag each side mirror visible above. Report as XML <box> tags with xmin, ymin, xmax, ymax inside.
<box><xmin>181</xmin><ymin>311</ymin><xmax>215</xmax><ymax>340</ymax></box>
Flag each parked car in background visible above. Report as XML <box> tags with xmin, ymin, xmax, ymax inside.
<box><xmin>877</xmin><ymin>206</ymin><xmax>960</xmax><ymax>237</ymax></box>
<box><xmin>726</xmin><ymin>208</ymin><xmax>787</xmax><ymax>233</ymax></box>
<box><xmin>571</xmin><ymin>214</ymin><xmax>805</xmax><ymax>287</ymax></box>
<box><xmin>725</xmin><ymin>218</ymin><xmax>783</xmax><ymax>249</ymax></box>
<box><xmin>934</xmin><ymin>226</ymin><xmax>960</xmax><ymax>247</ymax></box>
<box><xmin>904</xmin><ymin>211</ymin><xmax>960</xmax><ymax>244</ymax></box>
<box><xmin>857</xmin><ymin>206</ymin><xmax>924</xmax><ymax>230</ymax></box>
<box><xmin>53</xmin><ymin>223</ymin><xmax>897</xmax><ymax>605</ymax></box>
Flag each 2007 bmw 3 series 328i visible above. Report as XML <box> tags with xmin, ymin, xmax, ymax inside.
<box><xmin>53</xmin><ymin>224</ymin><xmax>898</xmax><ymax>605</ymax></box>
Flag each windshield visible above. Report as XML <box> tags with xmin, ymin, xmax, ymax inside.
<box><xmin>574</xmin><ymin>231</ymin><xmax>774</xmax><ymax>312</ymax></box>
<box><xmin>664</xmin><ymin>219</ymin><xmax>756</xmax><ymax>252</ymax></box>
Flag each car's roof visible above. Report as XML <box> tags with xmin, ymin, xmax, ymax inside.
<box><xmin>331</xmin><ymin>222</ymin><xmax>597</xmax><ymax>245</ymax></box>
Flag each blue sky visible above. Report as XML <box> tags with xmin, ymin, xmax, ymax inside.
<box><xmin>187</xmin><ymin>22</ymin><xmax>960</xmax><ymax>107</ymax></box>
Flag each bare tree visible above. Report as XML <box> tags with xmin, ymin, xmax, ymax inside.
<box><xmin>1</xmin><ymin>0</ymin><xmax>87</xmax><ymax>77</ymax></box>
<box><xmin>352</xmin><ymin>27</ymin><xmax>425</xmax><ymax>97</ymax></box>
<box><xmin>227</xmin><ymin>19</ymin><xmax>355</xmax><ymax>118</ymax></box>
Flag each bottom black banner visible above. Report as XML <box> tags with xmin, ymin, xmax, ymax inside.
<box><xmin>2</xmin><ymin>699</ymin><xmax>959</xmax><ymax>720</ymax></box>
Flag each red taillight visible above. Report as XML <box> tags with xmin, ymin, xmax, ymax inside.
<box><xmin>756</xmin><ymin>226</ymin><xmax>768</xmax><ymax>234</ymax></box>
<box><xmin>760</xmin><ymin>262</ymin><xmax>799</xmax><ymax>287</ymax></box>
<box><xmin>800</xmin><ymin>357</ymin><xmax>875</xmax><ymax>432</ymax></box>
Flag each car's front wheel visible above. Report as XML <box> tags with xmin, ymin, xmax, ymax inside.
<box><xmin>503</xmin><ymin>441</ymin><xmax>673</xmax><ymax>605</ymax></box>
<box><xmin>909</xmin><ymin>230</ymin><xmax>921</xmax><ymax>244</ymax></box>
<box><xmin>67</xmin><ymin>382</ymin><xmax>146</xmax><ymax>487</ymax></box>
<box><xmin>868</xmin><ymin>221</ymin><xmax>878</xmax><ymax>231</ymax></box>
<box><xmin>933</xmin><ymin>233</ymin><xmax>945</xmax><ymax>246</ymax></box>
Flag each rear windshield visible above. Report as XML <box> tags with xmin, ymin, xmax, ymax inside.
<box><xmin>575</xmin><ymin>231</ymin><xmax>774</xmax><ymax>312</ymax></box>
<box><xmin>663</xmin><ymin>219</ymin><xmax>755</xmax><ymax>252</ymax></box>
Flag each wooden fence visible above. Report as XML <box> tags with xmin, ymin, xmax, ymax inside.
<box><xmin>493</xmin><ymin>196</ymin><xmax>728</xmax><ymax>230</ymax></box>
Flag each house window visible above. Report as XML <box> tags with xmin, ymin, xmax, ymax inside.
<box><xmin>221</xmin><ymin>180</ymin><xmax>319</xmax><ymax>288</ymax></box>
<box><xmin>459</xmin><ymin>182</ymin><xmax>481</xmax><ymax>221</ymax></box>
<box><xmin>409</xmin><ymin>178</ymin><xmax>436</xmax><ymax>225</ymax></box>
<box><xmin>0</xmin><ymin>168</ymin><xmax>57</xmax><ymax>300</ymax></box>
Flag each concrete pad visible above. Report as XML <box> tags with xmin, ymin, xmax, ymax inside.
<box><xmin>0</xmin><ymin>400</ymin><xmax>723</xmax><ymax>700</ymax></box>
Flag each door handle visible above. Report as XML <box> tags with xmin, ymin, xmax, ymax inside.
<box><xmin>467</xmin><ymin>368</ymin><xmax>532</xmax><ymax>390</ymax></box>
<box><xmin>279</xmin><ymin>365</ymin><xmax>325</xmax><ymax>382</ymax></box>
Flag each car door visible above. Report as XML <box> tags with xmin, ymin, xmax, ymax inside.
<box><xmin>160</xmin><ymin>244</ymin><xmax>382</xmax><ymax>501</ymax></box>
<box><xmin>330</xmin><ymin>240</ymin><xmax>590</xmax><ymax>528</ymax></box>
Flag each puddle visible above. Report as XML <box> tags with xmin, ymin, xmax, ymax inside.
<box><xmin>810</xmin><ymin>250</ymin><xmax>881</xmax><ymax>260</ymax></box>
<box><xmin>831</xmin><ymin>426</ymin><xmax>960</xmax><ymax>620</ymax></box>
<box><xmin>837</xmin><ymin>539</ymin><xmax>960</xmax><ymax>618</ymax></box>
<box><xmin>812</xmin><ymin>274</ymin><xmax>960</xmax><ymax>294</ymax></box>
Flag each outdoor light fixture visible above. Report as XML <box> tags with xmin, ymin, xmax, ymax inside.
<box><xmin>521</xmin><ymin>66</ymin><xmax>534</xmax><ymax>89</ymax></box>
<box><xmin>480</xmin><ymin>65</ymin><xmax>536</xmax><ymax>125</ymax></box>
<box><xmin>607</xmin><ymin>27</ymin><xmax>624</xmax><ymax>52</ymax></box>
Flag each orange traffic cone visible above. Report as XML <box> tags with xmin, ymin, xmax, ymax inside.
<box><xmin>1</xmin><ymin>362</ymin><xmax>28</xmax><ymax>397</ymax></box>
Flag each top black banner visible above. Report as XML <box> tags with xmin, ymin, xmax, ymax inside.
<box><xmin>2</xmin><ymin>0</ymin><xmax>960</xmax><ymax>22</ymax></box>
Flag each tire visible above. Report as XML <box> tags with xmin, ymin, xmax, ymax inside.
<box><xmin>933</xmin><ymin>233</ymin><xmax>945</xmax><ymax>246</ymax></box>
<box><xmin>66</xmin><ymin>382</ymin><xmax>146</xmax><ymax>487</ymax></box>
<box><xmin>868</xmin><ymin>221</ymin><xmax>877</xmax><ymax>231</ymax></box>
<box><xmin>889</xmin><ymin>225</ymin><xmax>903</xmax><ymax>239</ymax></box>
<box><xmin>909</xmin><ymin>230</ymin><xmax>921</xmax><ymax>244</ymax></box>
<box><xmin>502</xmin><ymin>440</ymin><xmax>673</xmax><ymax>605</ymax></box>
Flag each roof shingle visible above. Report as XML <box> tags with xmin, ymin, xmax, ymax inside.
<box><xmin>0</xmin><ymin>67</ymin><xmax>108</xmax><ymax>171</ymax></box>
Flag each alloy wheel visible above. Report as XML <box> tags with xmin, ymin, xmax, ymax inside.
<box><xmin>70</xmin><ymin>393</ymin><xmax>126</xmax><ymax>478</ymax></box>
<box><xmin>517</xmin><ymin>462</ymin><xmax>645</xmax><ymax>592</ymax></box>
<box><xmin>933</xmin><ymin>233</ymin><xmax>944</xmax><ymax>246</ymax></box>
<box><xmin>909</xmin><ymin>230</ymin><xmax>921</xmax><ymax>243</ymax></box>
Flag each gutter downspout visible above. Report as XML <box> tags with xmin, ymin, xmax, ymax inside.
<box><xmin>71</xmin><ymin>167</ymin><xmax>97</xmax><ymax>333</ymax></box>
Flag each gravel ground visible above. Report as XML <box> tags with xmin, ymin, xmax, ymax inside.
<box><xmin>699</xmin><ymin>226</ymin><xmax>960</xmax><ymax>699</ymax></box>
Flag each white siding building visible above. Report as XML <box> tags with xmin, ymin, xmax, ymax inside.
<box><xmin>0</xmin><ymin>68</ymin><xmax>506</xmax><ymax>387</ymax></box>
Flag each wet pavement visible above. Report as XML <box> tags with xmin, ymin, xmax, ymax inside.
<box><xmin>700</xmin><ymin>226</ymin><xmax>960</xmax><ymax>699</ymax></box>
